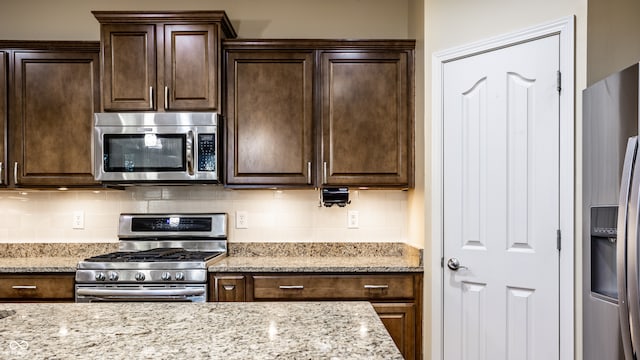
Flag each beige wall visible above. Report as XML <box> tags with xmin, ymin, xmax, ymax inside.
<box><xmin>422</xmin><ymin>0</ymin><xmax>587</xmax><ymax>358</ymax></box>
<box><xmin>587</xmin><ymin>0</ymin><xmax>640</xmax><ymax>85</ymax></box>
<box><xmin>0</xmin><ymin>0</ymin><xmax>410</xmax><ymax>40</ymax></box>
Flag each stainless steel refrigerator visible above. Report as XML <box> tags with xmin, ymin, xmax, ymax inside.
<box><xmin>583</xmin><ymin>63</ymin><xmax>639</xmax><ymax>360</ymax></box>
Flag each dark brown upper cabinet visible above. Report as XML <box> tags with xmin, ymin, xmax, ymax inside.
<box><xmin>320</xmin><ymin>49</ymin><xmax>413</xmax><ymax>187</ymax></box>
<box><xmin>0</xmin><ymin>41</ymin><xmax>101</xmax><ymax>187</ymax></box>
<box><xmin>224</xmin><ymin>40</ymin><xmax>414</xmax><ymax>188</ymax></box>
<box><xmin>225</xmin><ymin>49</ymin><xmax>314</xmax><ymax>186</ymax></box>
<box><xmin>93</xmin><ymin>11</ymin><xmax>237</xmax><ymax>112</ymax></box>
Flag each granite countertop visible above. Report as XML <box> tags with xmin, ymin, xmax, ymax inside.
<box><xmin>0</xmin><ymin>242</ymin><xmax>423</xmax><ymax>273</ymax></box>
<box><xmin>0</xmin><ymin>257</ymin><xmax>80</xmax><ymax>273</ymax></box>
<box><xmin>0</xmin><ymin>301</ymin><xmax>402</xmax><ymax>360</ymax></box>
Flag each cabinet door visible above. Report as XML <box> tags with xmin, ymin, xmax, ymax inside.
<box><xmin>11</xmin><ymin>50</ymin><xmax>100</xmax><ymax>186</ymax></box>
<box><xmin>320</xmin><ymin>51</ymin><xmax>412</xmax><ymax>187</ymax></box>
<box><xmin>226</xmin><ymin>51</ymin><xmax>314</xmax><ymax>186</ymax></box>
<box><xmin>372</xmin><ymin>302</ymin><xmax>416</xmax><ymax>360</ymax></box>
<box><xmin>164</xmin><ymin>24</ymin><xmax>218</xmax><ymax>111</ymax></box>
<box><xmin>102</xmin><ymin>24</ymin><xmax>156</xmax><ymax>111</ymax></box>
<box><xmin>212</xmin><ymin>275</ymin><xmax>246</xmax><ymax>302</ymax></box>
<box><xmin>0</xmin><ymin>51</ymin><xmax>6</xmax><ymax>187</ymax></box>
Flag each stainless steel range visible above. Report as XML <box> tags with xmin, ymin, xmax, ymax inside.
<box><xmin>75</xmin><ymin>213</ymin><xmax>227</xmax><ymax>302</ymax></box>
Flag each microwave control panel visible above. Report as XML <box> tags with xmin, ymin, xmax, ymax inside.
<box><xmin>198</xmin><ymin>134</ymin><xmax>216</xmax><ymax>172</ymax></box>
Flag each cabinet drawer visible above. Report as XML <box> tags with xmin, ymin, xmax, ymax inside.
<box><xmin>0</xmin><ymin>274</ymin><xmax>75</xmax><ymax>300</ymax></box>
<box><xmin>252</xmin><ymin>274</ymin><xmax>414</xmax><ymax>300</ymax></box>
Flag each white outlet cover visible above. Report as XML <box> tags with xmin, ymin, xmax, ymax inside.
<box><xmin>348</xmin><ymin>210</ymin><xmax>359</xmax><ymax>229</ymax></box>
<box><xmin>72</xmin><ymin>211</ymin><xmax>84</xmax><ymax>229</ymax></box>
<box><xmin>236</xmin><ymin>211</ymin><xmax>249</xmax><ymax>229</ymax></box>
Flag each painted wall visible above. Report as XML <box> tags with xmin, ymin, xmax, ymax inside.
<box><xmin>587</xmin><ymin>0</ymin><xmax>640</xmax><ymax>85</ymax></box>
<box><xmin>0</xmin><ymin>0</ymin><xmax>410</xmax><ymax>40</ymax></box>
<box><xmin>0</xmin><ymin>0</ymin><xmax>424</xmax><ymax>247</ymax></box>
<box><xmin>422</xmin><ymin>0</ymin><xmax>587</xmax><ymax>358</ymax></box>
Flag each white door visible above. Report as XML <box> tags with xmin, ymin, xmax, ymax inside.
<box><xmin>442</xmin><ymin>35</ymin><xmax>560</xmax><ymax>360</ymax></box>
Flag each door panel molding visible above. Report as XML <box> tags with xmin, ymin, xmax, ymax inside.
<box><xmin>430</xmin><ymin>16</ymin><xmax>575</xmax><ymax>360</ymax></box>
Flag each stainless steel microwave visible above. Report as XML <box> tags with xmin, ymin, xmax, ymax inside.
<box><xmin>94</xmin><ymin>112</ymin><xmax>219</xmax><ymax>183</ymax></box>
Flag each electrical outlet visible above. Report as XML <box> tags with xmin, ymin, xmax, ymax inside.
<box><xmin>72</xmin><ymin>211</ymin><xmax>84</xmax><ymax>229</ymax></box>
<box><xmin>236</xmin><ymin>211</ymin><xmax>249</xmax><ymax>229</ymax></box>
<box><xmin>348</xmin><ymin>210</ymin><xmax>359</xmax><ymax>229</ymax></box>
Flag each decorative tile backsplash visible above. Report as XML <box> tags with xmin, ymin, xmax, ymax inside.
<box><xmin>0</xmin><ymin>186</ymin><xmax>410</xmax><ymax>245</ymax></box>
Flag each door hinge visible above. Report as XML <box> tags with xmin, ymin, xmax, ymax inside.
<box><xmin>557</xmin><ymin>70</ymin><xmax>562</xmax><ymax>93</ymax></box>
<box><xmin>557</xmin><ymin>229</ymin><xmax>562</xmax><ymax>251</ymax></box>
<box><xmin>441</xmin><ymin>257</ymin><xmax>444</xmax><ymax>268</ymax></box>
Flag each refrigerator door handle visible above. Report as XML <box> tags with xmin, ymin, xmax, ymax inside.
<box><xmin>617</xmin><ymin>136</ymin><xmax>637</xmax><ymax>360</ymax></box>
<box><xmin>629</xmin><ymin>138</ymin><xmax>640</xmax><ymax>359</ymax></box>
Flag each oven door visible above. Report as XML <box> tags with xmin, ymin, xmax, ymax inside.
<box><xmin>75</xmin><ymin>284</ymin><xmax>207</xmax><ymax>303</ymax></box>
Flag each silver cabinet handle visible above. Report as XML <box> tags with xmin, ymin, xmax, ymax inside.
<box><xmin>222</xmin><ymin>285</ymin><xmax>235</xmax><ymax>291</ymax></box>
<box><xmin>279</xmin><ymin>285</ymin><xmax>304</xmax><ymax>290</ymax></box>
<box><xmin>164</xmin><ymin>86</ymin><xmax>169</xmax><ymax>110</ymax></box>
<box><xmin>0</xmin><ymin>161</ymin><xmax>3</xmax><ymax>185</ymax></box>
<box><xmin>364</xmin><ymin>284</ymin><xmax>389</xmax><ymax>289</ymax></box>
<box><xmin>447</xmin><ymin>257</ymin><xmax>468</xmax><ymax>271</ymax></box>
<box><xmin>13</xmin><ymin>162</ymin><xmax>18</xmax><ymax>185</ymax></box>
<box><xmin>149</xmin><ymin>86</ymin><xmax>154</xmax><ymax>109</ymax></box>
<box><xmin>307</xmin><ymin>161</ymin><xmax>312</xmax><ymax>184</ymax></box>
<box><xmin>11</xmin><ymin>285</ymin><xmax>37</xmax><ymax>290</ymax></box>
<box><xmin>323</xmin><ymin>161</ymin><xmax>327</xmax><ymax>184</ymax></box>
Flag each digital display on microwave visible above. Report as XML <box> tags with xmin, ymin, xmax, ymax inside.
<box><xmin>103</xmin><ymin>134</ymin><xmax>187</xmax><ymax>172</ymax></box>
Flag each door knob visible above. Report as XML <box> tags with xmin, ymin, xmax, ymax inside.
<box><xmin>447</xmin><ymin>257</ymin><xmax>468</xmax><ymax>271</ymax></box>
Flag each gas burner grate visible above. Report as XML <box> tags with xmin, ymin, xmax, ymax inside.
<box><xmin>84</xmin><ymin>248</ymin><xmax>223</xmax><ymax>263</ymax></box>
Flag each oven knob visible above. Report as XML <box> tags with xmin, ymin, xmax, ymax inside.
<box><xmin>175</xmin><ymin>272</ymin><xmax>185</xmax><ymax>281</ymax></box>
<box><xmin>95</xmin><ymin>272</ymin><xmax>106</xmax><ymax>281</ymax></box>
<box><xmin>161</xmin><ymin>272</ymin><xmax>172</xmax><ymax>281</ymax></box>
<box><xmin>108</xmin><ymin>271</ymin><xmax>119</xmax><ymax>281</ymax></box>
<box><xmin>135</xmin><ymin>272</ymin><xmax>146</xmax><ymax>281</ymax></box>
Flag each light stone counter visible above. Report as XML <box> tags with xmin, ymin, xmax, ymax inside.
<box><xmin>209</xmin><ymin>255</ymin><xmax>422</xmax><ymax>273</ymax></box>
<box><xmin>0</xmin><ymin>257</ymin><xmax>79</xmax><ymax>273</ymax></box>
<box><xmin>0</xmin><ymin>301</ymin><xmax>402</xmax><ymax>360</ymax></box>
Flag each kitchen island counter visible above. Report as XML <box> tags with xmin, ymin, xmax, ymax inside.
<box><xmin>0</xmin><ymin>301</ymin><xmax>401</xmax><ymax>359</ymax></box>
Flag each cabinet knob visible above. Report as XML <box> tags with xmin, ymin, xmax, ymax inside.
<box><xmin>222</xmin><ymin>285</ymin><xmax>236</xmax><ymax>291</ymax></box>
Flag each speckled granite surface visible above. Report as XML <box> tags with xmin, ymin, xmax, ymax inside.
<box><xmin>0</xmin><ymin>243</ymin><xmax>118</xmax><ymax>258</ymax></box>
<box><xmin>0</xmin><ymin>301</ymin><xmax>402</xmax><ymax>360</ymax></box>
<box><xmin>0</xmin><ymin>242</ymin><xmax>423</xmax><ymax>273</ymax></box>
<box><xmin>0</xmin><ymin>243</ymin><xmax>119</xmax><ymax>273</ymax></box>
<box><xmin>228</xmin><ymin>242</ymin><xmax>421</xmax><ymax>258</ymax></box>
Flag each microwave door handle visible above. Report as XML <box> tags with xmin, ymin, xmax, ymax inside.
<box><xmin>186</xmin><ymin>130</ymin><xmax>194</xmax><ymax>176</ymax></box>
<box><xmin>617</xmin><ymin>136</ymin><xmax>637</xmax><ymax>360</ymax></box>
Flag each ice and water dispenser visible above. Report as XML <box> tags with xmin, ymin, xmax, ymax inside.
<box><xmin>590</xmin><ymin>206</ymin><xmax>618</xmax><ymax>302</ymax></box>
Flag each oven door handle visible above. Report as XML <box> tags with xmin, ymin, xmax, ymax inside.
<box><xmin>76</xmin><ymin>288</ymin><xmax>205</xmax><ymax>297</ymax></box>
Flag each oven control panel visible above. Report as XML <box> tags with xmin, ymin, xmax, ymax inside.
<box><xmin>76</xmin><ymin>269</ymin><xmax>206</xmax><ymax>283</ymax></box>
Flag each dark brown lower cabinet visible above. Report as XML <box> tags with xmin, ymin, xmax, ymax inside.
<box><xmin>0</xmin><ymin>273</ymin><xmax>75</xmax><ymax>302</ymax></box>
<box><xmin>373</xmin><ymin>302</ymin><xmax>416</xmax><ymax>358</ymax></box>
<box><xmin>209</xmin><ymin>272</ymin><xmax>422</xmax><ymax>360</ymax></box>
